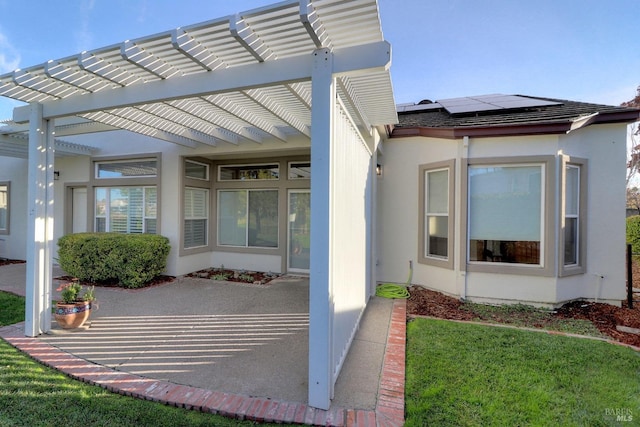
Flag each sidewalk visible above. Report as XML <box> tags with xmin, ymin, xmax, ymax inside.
<box><xmin>0</xmin><ymin>263</ymin><xmax>405</xmax><ymax>426</ymax></box>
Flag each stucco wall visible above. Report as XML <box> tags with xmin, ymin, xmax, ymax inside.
<box><xmin>0</xmin><ymin>156</ymin><xmax>28</xmax><ymax>260</ymax></box>
<box><xmin>378</xmin><ymin>125</ymin><xmax>628</xmax><ymax>306</ymax></box>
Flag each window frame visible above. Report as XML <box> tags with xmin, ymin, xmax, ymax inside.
<box><xmin>89</xmin><ymin>154</ymin><xmax>161</xmax><ymax>234</ymax></box>
<box><xmin>461</xmin><ymin>156</ymin><xmax>555</xmax><ymax>277</ymax></box>
<box><xmin>418</xmin><ymin>160</ymin><xmax>455</xmax><ymax>269</ymax></box>
<box><xmin>559</xmin><ymin>156</ymin><xmax>588</xmax><ymax>276</ymax></box>
<box><xmin>0</xmin><ymin>181</ymin><xmax>9</xmax><ymax>235</ymax></box>
<box><xmin>217</xmin><ymin>188</ymin><xmax>279</xmax><ymax>249</ymax></box>
<box><xmin>181</xmin><ymin>157</ymin><xmax>213</xmax><ymax>255</ymax></box>
<box><xmin>94</xmin><ymin>186</ymin><xmax>157</xmax><ymax>234</ymax></box>
<box><xmin>217</xmin><ymin>163</ymin><xmax>280</xmax><ymax>181</ymax></box>
<box><xmin>183</xmin><ymin>187</ymin><xmax>209</xmax><ymax>249</ymax></box>
<box><xmin>95</xmin><ymin>158</ymin><xmax>158</xmax><ymax>179</ymax></box>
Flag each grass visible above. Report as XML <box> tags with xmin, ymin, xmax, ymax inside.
<box><xmin>0</xmin><ymin>291</ymin><xmax>25</xmax><ymax>327</ymax></box>
<box><xmin>405</xmin><ymin>318</ymin><xmax>640</xmax><ymax>426</ymax></box>
<box><xmin>0</xmin><ymin>340</ymin><xmax>286</xmax><ymax>426</ymax></box>
<box><xmin>3</xmin><ymin>290</ymin><xmax>640</xmax><ymax>426</ymax></box>
<box><xmin>0</xmin><ymin>291</ymin><xmax>287</xmax><ymax>426</ymax></box>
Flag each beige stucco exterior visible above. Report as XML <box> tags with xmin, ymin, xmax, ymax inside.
<box><xmin>376</xmin><ymin>123</ymin><xmax>628</xmax><ymax>306</ymax></box>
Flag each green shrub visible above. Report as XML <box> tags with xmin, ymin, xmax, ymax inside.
<box><xmin>57</xmin><ymin>233</ymin><xmax>171</xmax><ymax>288</ymax></box>
<box><xmin>626</xmin><ymin>215</ymin><xmax>640</xmax><ymax>253</ymax></box>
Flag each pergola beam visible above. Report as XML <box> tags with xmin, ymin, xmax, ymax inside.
<box><xmin>13</xmin><ymin>41</ymin><xmax>391</xmax><ymax>123</ymax></box>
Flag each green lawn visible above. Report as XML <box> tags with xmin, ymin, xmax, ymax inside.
<box><xmin>3</xmin><ymin>291</ymin><xmax>640</xmax><ymax>426</ymax></box>
<box><xmin>406</xmin><ymin>318</ymin><xmax>640</xmax><ymax>426</ymax></box>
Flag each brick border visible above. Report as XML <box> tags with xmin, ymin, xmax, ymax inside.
<box><xmin>0</xmin><ymin>300</ymin><xmax>406</xmax><ymax>427</ymax></box>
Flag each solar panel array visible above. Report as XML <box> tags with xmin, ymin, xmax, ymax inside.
<box><xmin>437</xmin><ymin>94</ymin><xmax>562</xmax><ymax>115</ymax></box>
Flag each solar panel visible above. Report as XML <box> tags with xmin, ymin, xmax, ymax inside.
<box><xmin>437</xmin><ymin>94</ymin><xmax>562</xmax><ymax>115</ymax></box>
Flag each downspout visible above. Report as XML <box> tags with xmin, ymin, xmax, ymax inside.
<box><xmin>458</xmin><ymin>136</ymin><xmax>470</xmax><ymax>299</ymax></box>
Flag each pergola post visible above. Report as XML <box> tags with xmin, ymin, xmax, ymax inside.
<box><xmin>24</xmin><ymin>103</ymin><xmax>54</xmax><ymax>337</ymax></box>
<box><xmin>308</xmin><ymin>47</ymin><xmax>334</xmax><ymax>410</ymax></box>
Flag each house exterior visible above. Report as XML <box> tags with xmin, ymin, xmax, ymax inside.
<box><xmin>0</xmin><ymin>0</ymin><xmax>639</xmax><ymax>411</ymax></box>
<box><xmin>378</xmin><ymin>95</ymin><xmax>640</xmax><ymax>306</ymax></box>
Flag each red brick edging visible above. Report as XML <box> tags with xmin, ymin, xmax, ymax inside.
<box><xmin>0</xmin><ymin>300</ymin><xmax>406</xmax><ymax>427</ymax></box>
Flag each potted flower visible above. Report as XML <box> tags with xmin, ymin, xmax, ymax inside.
<box><xmin>54</xmin><ymin>280</ymin><xmax>96</xmax><ymax>329</ymax></box>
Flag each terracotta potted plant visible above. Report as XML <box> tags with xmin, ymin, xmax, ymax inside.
<box><xmin>54</xmin><ymin>281</ymin><xmax>96</xmax><ymax>329</ymax></box>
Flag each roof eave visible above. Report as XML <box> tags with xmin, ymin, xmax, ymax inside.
<box><xmin>390</xmin><ymin>109</ymin><xmax>640</xmax><ymax>140</ymax></box>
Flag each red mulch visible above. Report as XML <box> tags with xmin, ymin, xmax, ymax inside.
<box><xmin>185</xmin><ymin>268</ymin><xmax>280</xmax><ymax>285</ymax></box>
<box><xmin>406</xmin><ymin>286</ymin><xmax>640</xmax><ymax>348</ymax></box>
<box><xmin>0</xmin><ymin>259</ymin><xmax>25</xmax><ymax>266</ymax></box>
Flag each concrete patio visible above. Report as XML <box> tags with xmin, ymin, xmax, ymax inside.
<box><xmin>0</xmin><ymin>263</ymin><xmax>406</xmax><ymax>426</ymax></box>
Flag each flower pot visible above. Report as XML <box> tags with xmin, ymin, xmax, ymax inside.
<box><xmin>54</xmin><ymin>301</ymin><xmax>92</xmax><ymax>329</ymax></box>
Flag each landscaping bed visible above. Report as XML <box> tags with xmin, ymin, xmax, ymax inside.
<box><xmin>406</xmin><ymin>285</ymin><xmax>640</xmax><ymax>347</ymax></box>
<box><xmin>185</xmin><ymin>267</ymin><xmax>281</xmax><ymax>285</ymax></box>
<box><xmin>0</xmin><ymin>259</ymin><xmax>24</xmax><ymax>267</ymax></box>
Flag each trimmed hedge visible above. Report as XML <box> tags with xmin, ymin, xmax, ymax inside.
<box><xmin>57</xmin><ymin>233</ymin><xmax>171</xmax><ymax>288</ymax></box>
<box><xmin>627</xmin><ymin>215</ymin><xmax>640</xmax><ymax>254</ymax></box>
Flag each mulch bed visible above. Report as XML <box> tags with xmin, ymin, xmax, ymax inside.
<box><xmin>406</xmin><ymin>286</ymin><xmax>640</xmax><ymax>348</ymax></box>
<box><xmin>0</xmin><ymin>259</ymin><xmax>25</xmax><ymax>267</ymax></box>
<box><xmin>185</xmin><ymin>268</ymin><xmax>281</xmax><ymax>285</ymax></box>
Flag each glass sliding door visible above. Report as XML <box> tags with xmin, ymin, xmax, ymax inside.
<box><xmin>288</xmin><ymin>190</ymin><xmax>310</xmax><ymax>272</ymax></box>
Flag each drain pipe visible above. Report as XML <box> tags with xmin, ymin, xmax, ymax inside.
<box><xmin>594</xmin><ymin>273</ymin><xmax>604</xmax><ymax>303</ymax></box>
<box><xmin>460</xmin><ymin>136</ymin><xmax>470</xmax><ymax>300</ymax></box>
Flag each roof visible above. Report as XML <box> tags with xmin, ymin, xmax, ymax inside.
<box><xmin>391</xmin><ymin>94</ymin><xmax>640</xmax><ymax>139</ymax></box>
<box><xmin>0</xmin><ymin>0</ymin><xmax>396</xmax><ymax>158</ymax></box>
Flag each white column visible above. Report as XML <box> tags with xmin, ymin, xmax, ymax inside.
<box><xmin>308</xmin><ymin>47</ymin><xmax>334</xmax><ymax>410</ymax></box>
<box><xmin>24</xmin><ymin>104</ymin><xmax>54</xmax><ymax>337</ymax></box>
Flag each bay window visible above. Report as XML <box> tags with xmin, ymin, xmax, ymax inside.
<box><xmin>560</xmin><ymin>158</ymin><xmax>587</xmax><ymax>275</ymax></box>
<box><xmin>419</xmin><ymin>160</ymin><xmax>455</xmax><ymax>268</ymax></box>
<box><xmin>468</xmin><ymin>163</ymin><xmax>544</xmax><ymax>266</ymax></box>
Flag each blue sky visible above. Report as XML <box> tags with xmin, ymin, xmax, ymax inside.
<box><xmin>0</xmin><ymin>0</ymin><xmax>638</xmax><ymax>119</ymax></box>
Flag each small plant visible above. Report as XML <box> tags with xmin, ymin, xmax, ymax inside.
<box><xmin>56</xmin><ymin>281</ymin><xmax>95</xmax><ymax>304</ymax></box>
<box><xmin>237</xmin><ymin>273</ymin><xmax>254</xmax><ymax>282</ymax></box>
<box><xmin>211</xmin><ymin>272</ymin><xmax>231</xmax><ymax>281</ymax></box>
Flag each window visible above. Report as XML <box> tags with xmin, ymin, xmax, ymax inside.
<box><xmin>95</xmin><ymin>187</ymin><xmax>157</xmax><ymax>233</ymax></box>
<box><xmin>184</xmin><ymin>188</ymin><xmax>208</xmax><ymax>248</ymax></box>
<box><xmin>468</xmin><ymin>164</ymin><xmax>544</xmax><ymax>266</ymax></box>
<box><xmin>185</xmin><ymin>160</ymin><xmax>209</xmax><ymax>181</ymax></box>
<box><xmin>0</xmin><ymin>182</ymin><xmax>8</xmax><ymax>234</ymax></box>
<box><xmin>560</xmin><ymin>158</ymin><xmax>587</xmax><ymax>275</ymax></box>
<box><xmin>218</xmin><ymin>190</ymin><xmax>278</xmax><ymax>248</ymax></box>
<box><xmin>418</xmin><ymin>161</ymin><xmax>454</xmax><ymax>268</ymax></box>
<box><xmin>218</xmin><ymin>164</ymin><xmax>279</xmax><ymax>181</ymax></box>
<box><xmin>564</xmin><ymin>165</ymin><xmax>579</xmax><ymax>266</ymax></box>
<box><xmin>96</xmin><ymin>159</ymin><xmax>157</xmax><ymax>178</ymax></box>
<box><xmin>288</xmin><ymin>162</ymin><xmax>311</xmax><ymax>179</ymax></box>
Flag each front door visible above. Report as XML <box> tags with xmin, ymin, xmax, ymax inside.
<box><xmin>288</xmin><ymin>190</ymin><xmax>310</xmax><ymax>273</ymax></box>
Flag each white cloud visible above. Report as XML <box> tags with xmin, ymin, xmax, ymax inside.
<box><xmin>0</xmin><ymin>31</ymin><xmax>20</xmax><ymax>73</ymax></box>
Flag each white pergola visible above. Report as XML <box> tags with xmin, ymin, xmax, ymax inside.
<box><xmin>0</xmin><ymin>0</ymin><xmax>396</xmax><ymax>409</ymax></box>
